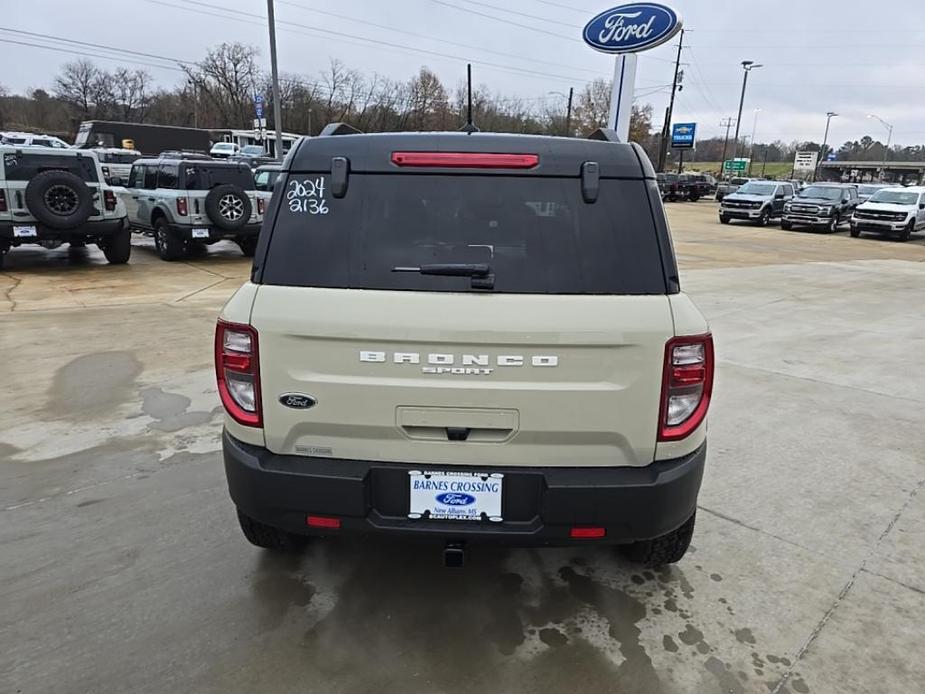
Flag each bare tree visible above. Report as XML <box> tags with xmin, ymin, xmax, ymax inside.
<box><xmin>183</xmin><ymin>43</ymin><xmax>260</xmax><ymax>128</ymax></box>
<box><xmin>112</xmin><ymin>68</ymin><xmax>154</xmax><ymax>122</ymax></box>
<box><xmin>54</xmin><ymin>60</ymin><xmax>104</xmax><ymax>119</ymax></box>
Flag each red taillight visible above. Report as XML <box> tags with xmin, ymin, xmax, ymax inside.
<box><xmin>570</xmin><ymin>527</ymin><xmax>606</xmax><ymax>539</ymax></box>
<box><xmin>104</xmin><ymin>189</ymin><xmax>117</xmax><ymax>211</ymax></box>
<box><xmin>256</xmin><ymin>197</ymin><xmax>266</xmax><ymax>215</ymax></box>
<box><xmin>176</xmin><ymin>197</ymin><xmax>188</xmax><ymax>216</ymax></box>
<box><xmin>0</xmin><ymin>190</ymin><xmax>7</xmax><ymax>212</ymax></box>
<box><xmin>390</xmin><ymin>152</ymin><xmax>539</xmax><ymax>169</ymax></box>
<box><xmin>658</xmin><ymin>334</ymin><xmax>714</xmax><ymax>441</ymax></box>
<box><xmin>307</xmin><ymin>515</ymin><xmax>341</xmax><ymax>529</ymax></box>
<box><xmin>215</xmin><ymin>320</ymin><xmax>262</xmax><ymax>427</ymax></box>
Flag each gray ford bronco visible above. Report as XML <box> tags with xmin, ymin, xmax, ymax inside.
<box><xmin>0</xmin><ymin>145</ymin><xmax>130</xmax><ymax>268</ymax></box>
<box><xmin>216</xmin><ymin>124</ymin><xmax>713</xmax><ymax>567</ymax></box>
<box><xmin>121</xmin><ymin>157</ymin><xmax>268</xmax><ymax>260</ymax></box>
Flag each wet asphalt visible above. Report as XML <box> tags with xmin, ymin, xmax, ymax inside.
<box><xmin>2</xmin><ymin>210</ymin><xmax>924</xmax><ymax>694</ymax></box>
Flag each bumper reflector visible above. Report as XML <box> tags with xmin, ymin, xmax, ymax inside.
<box><xmin>570</xmin><ymin>526</ymin><xmax>606</xmax><ymax>539</ymax></box>
<box><xmin>307</xmin><ymin>515</ymin><xmax>341</xmax><ymax>529</ymax></box>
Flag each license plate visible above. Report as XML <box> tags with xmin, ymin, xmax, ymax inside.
<box><xmin>408</xmin><ymin>470</ymin><xmax>503</xmax><ymax>522</ymax></box>
<box><xmin>191</xmin><ymin>228</ymin><xmax>210</xmax><ymax>238</ymax></box>
<box><xmin>13</xmin><ymin>225</ymin><xmax>37</xmax><ymax>238</ymax></box>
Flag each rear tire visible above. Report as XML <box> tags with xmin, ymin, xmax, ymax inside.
<box><xmin>154</xmin><ymin>217</ymin><xmax>187</xmax><ymax>261</ymax></box>
<box><xmin>780</xmin><ymin>220</ymin><xmax>792</xmax><ymax>231</ymax></box>
<box><xmin>101</xmin><ymin>227</ymin><xmax>131</xmax><ymax>264</ymax></box>
<box><xmin>899</xmin><ymin>219</ymin><xmax>914</xmax><ymax>242</ymax></box>
<box><xmin>237</xmin><ymin>509</ymin><xmax>306</xmax><ymax>550</ymax></box>
<box><xmin>622</xmin><ymin>512</ymin><xmax>696</xmax><ymax>566</ymax></box>
<box><xmin>238</xmin><ymin>237</ymin><xmax>258</xmax><ymax>257</ymax></box>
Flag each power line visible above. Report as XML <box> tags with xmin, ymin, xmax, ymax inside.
<box><xmin>171</xmin><ymin>0</ymin><xmax>609</xmax><ymax>85</ymax></box>
<box><xmin>275</xmin><ymin>0</ymin><xmax>607</xmax><ymax>80</ymax></box>
<box><xmin>456</xmin><ymin>0</ymin><xmax>584</xmax><ymax>28</ymax></box>
<box><xmin>0</xmin><ymin>37</ymin><xmax>185</xmax><ymax>73</ymax></box>
<box><xmin>0</xmin><ymin>26</ymin><xmax>193</xmax><ymax>66</ymax></box>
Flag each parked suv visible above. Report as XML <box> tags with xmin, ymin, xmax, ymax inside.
<box><xmin>850</xmin><ymin>186</ymin><xmax>925</xmax><ymax>241</ymax></box>
<box><xmin>715</xmin><ymin>176</ymin><xmax>753</xmax><ymax>202</ymax></box>
<box><xmin>679</xmin><ymin>172</ymin><xmax>716</xmax><ymax>201</ymax></box>
<box><xmin>657</xmin><ymin>172</ymin><xmax>682</xmax><ymax>201</ymax></box>
<box><xmin>92</xmin><ymin>147</ymin><xmax>141</xmax><ymax>186</ymax></box>
<box><xmin>781</xmin><ymin>183</ymin><xmax>858</xmax><ymax>232</ymax></box>
<box><xmin>217</xmin><ymin>125</ymin><xmax>713</xmax><ymax>567</ymax></box>
<box><xmin>719</xmin><ymin>180</ymin><xmax>793</xmax><ymax>226</ymax></box>
<box><xmin>0</xmin><ymin>145</ymin><xmax>130</xmax><ymax>268</ymax></box>
<box><xmin>121</xmin><ymin>157</ymin><xmax>268</xmax><ymax>260</ymax></box>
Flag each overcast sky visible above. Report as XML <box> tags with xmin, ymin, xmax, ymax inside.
<box><xmin>3</xmin><ymin>0</ymin><xmax>925</xmax><ymax>146</ymax></box>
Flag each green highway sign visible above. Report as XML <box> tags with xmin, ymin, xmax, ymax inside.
<box><xmin>723</xmin><ymin>159</ymin><xmax>747</xmax><ymax>172</ymax></box>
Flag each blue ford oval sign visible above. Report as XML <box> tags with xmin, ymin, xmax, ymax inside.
<box><xmin>436</xmin><ymin>492</ymin><xmax>477</xmax><ymax>507</ymax></box>
<box><xmin>583</xmin><ymin>3</ymin><xmax>682</xmax><ymax>54</ymax></box>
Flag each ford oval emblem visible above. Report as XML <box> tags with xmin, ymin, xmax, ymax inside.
<box><xmin>583</xmin><ymin>3</ymin><xmax>682</xmax><ymax>54</ymax></box>
<box><xmin>279</xmin><ymin>393</ymin><xmax>316</xmax><ymax>409</ymax></box>
<box><xmin>436</xmin><ymin>492</ymin><xmax>477</xmax><ymax>507</ymax></box>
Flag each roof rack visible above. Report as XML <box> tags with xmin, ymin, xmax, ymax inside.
<box><xmin>587</xmin><ymin>128</ymin><xmax>621</xmax><ymax>143</ymax></box>
<box><xmin>319</xmin><ymin>123</ymin><xmax>363</xmax><ymax>137</ymax></box>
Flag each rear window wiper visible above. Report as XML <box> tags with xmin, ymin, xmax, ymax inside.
<box><xmin>392</xmin><ymin>263</ymin><xmax>494</xmax><ymax>289</ymax></box>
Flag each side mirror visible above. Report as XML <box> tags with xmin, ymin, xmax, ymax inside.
<box><xmin>919</xmin><ymin>203</ymin><xmax>925</xmax><ymax>210</ymax></box>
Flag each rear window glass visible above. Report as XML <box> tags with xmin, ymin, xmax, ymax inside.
<box><xmin>2</xmin><ymin>152</ymin><xmax>98</xmax><ymax>182</ymax></box>
<box><xmin>261</xmin><ymin>175</ymin><xmax>666</xmax><ymax>295</ymax></box>
<box><xmin>98</xmin><ymin>152</ymin><xmax>141</xmax><ymax>164</ymax></box>
<box><xmin>182</xmin><ymin>165</ymin><xmax>253</xmax><ymax>190</ymax></box>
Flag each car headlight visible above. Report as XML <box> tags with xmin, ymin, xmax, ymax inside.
<box><xmin>784</xmin><ymin>203</ymin><xmax>792</xmax><ymax>212</ymax></box>
<box><xmin>821</xmin><ymin>206</ymin><xmax>833</xmax><ymax>215</ymax></box>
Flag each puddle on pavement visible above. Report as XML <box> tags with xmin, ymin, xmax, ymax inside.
<box><xmin>140</xmin><ymin>387</ymin><xmax>213</xmax><ymax>432</ymax></box>
<box><xmin>208</xmin><ymin>539</ymin><xmax>813</xmax><ymax>694</ymax></box>
<box><xmin>45</xmin><ymin>351</ymin><xmax>142</xmax><ymax>419</ymax></box>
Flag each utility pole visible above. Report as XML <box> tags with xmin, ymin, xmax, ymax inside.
<box><xmin>813</xmin><ymin>111</ymin><xmax>838</xmax><ymax>182</ymax></box>
<box><xmin>733</xmin><ymin>61</ymin><xmax>762</xmax><ymax>159</ymax></box>
<box><xmin>266</xmin><ymin>0</ymin><xmax>284</xmax><ymax>159</ymax></box>
<box><xmin>565</xmin><ymin>87</ymin><xmax>573</xmax><ymax>137</ymax></box>
<box><xmin>657</xmin><ymin>28</ymin><xmax>685</xmax><ymax>172</ymax></box>
<box><xmin>719</xmin><ymin>116</ymin><xmax>735</xmax><ymax>176</ymax></box>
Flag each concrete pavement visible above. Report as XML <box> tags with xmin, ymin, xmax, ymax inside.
<box><xmin>1</xmin><ymin>207</ymin><xmax>923</xmax><ymax>693</ymax></box>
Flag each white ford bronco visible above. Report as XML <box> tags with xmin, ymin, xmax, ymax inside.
<box><xmin>0</xmin><ymin>145</ymin><xmax>130</xmax><ymax>268</ymax></box>
<box><xmin>121</xmin><ymin>156</ymin><xmax>268</xmax><ymax>260</ymax></box>
<box><xmin>216</xmin><ymin>124</ymin><xmax>714</xmax><ymax>567</ymax></box>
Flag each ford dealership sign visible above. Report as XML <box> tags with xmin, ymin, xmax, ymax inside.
<box><xmin>583</xmin><ymin>3</ymin><xmax>682</xmax><ymax>54</ymax></box>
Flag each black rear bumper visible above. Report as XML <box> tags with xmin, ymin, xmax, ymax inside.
<box><xmin>165</xmin><ymin>222</ymin><xmax>261</xmax><ymax>241</ymax></box>
<box><xmin>223</xmin><ymin>430</ymin><xmax>706</xmax><ymax>546</ymax></box>
<box><xmin>0</xmin><ymin>217</ymin><xmax>127</xmax><ymax>241</ymax></box>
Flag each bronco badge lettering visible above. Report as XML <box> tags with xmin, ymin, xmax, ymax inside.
<box><xmin>359</xmin><ymin>351</ymin><xmax>558</xmax><ymax>374</ymax></box>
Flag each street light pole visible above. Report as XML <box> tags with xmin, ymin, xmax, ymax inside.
<box><xmin>867</xmin><ymin>113</ymin><xmax>893</xmax><ymax>181</ymax></box>
<box><xmin>748</xmin><ymin>108</ymin><xmax>760</xmax><ymax>175</ymax></box>
<box><xmin>266</xmin><ymin>0</ymin><xmax>284</xmax><ymax>160</ymax></box>
<box><xmin>732</xmin><ymin>61</ymin><xmax>762</xmax><ymax>159</ymax></box>
<box><xmin>813</xmin><ymin>111</ymin><xmax>838</xmax><ymax>182</ymax></box>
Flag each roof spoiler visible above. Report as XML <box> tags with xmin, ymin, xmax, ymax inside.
<box><xmin>318</xmin><ymin>122</ymin><xmax>363</xmax><ymax>137</ymax></box>
<box><xmin>587</xmin><ymin>128</ymin><xmax>621</xmax><ymax>143</ymax></box>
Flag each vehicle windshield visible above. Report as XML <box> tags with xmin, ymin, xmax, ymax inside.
<box><xmin>869</xmin><ymin>190</ymin><xmax>919</xmax><ymax>205</ymax></box>
<box><xmin>262</xmin><ymin>175</ymin><xmax>666</xmax><ymax>295</ymax></box>
<box><xmin>799</xmin><ymin>186</ymin><xmax>843</xmax><ymax>200</ymax></box>
<box><xmin>735</xmin><ymin>182</ymin><xmax>776</xmax><ymax>196</ymax></box>
<box><xmin>183</xmin><ymin>164</ymin><xmax>254</xmax><ymax>190</ymax></box>
<box><xmin>858</xmin><ymin>185</ymin><xmax>885</xmax><ymax>195</ymax></box>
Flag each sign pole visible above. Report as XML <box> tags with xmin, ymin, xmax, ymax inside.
<box><xmin>608</xmin><ymin>53</ymin><xmax>638</xmax><ymax>142</ymax></box>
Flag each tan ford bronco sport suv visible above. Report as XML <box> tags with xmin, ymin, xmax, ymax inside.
<box><xmin>216</xmin><ymin>124</ymin><xmax>713</xmax><ymax>567</ymax></box>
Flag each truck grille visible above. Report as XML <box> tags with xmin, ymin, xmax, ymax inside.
<box><xmin>855</xmin><ymin>210</ymin><xmax>906</xmax><ymax>222</ymax></box>
<box><xmin>723</xmin><ymin>201</ymin><xmax>760</xmax><ymax>210</ymax></box>
<box><xmin>790</xmin><ymin>204</ymin><xmax>820</xmax><ymax>214</ymax></box>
